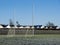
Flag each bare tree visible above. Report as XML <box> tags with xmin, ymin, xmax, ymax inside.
<box><xmin>46</xmin><ymin>22</ymin><xmax>55</xmax><ymax>27</ymax></box>
<box><xmin>46</xmin><ymin>22</ymin><xmax>57</xmax><ymax>29</ymax></box>
<box><xmin>9</xmin><ymin>19</ymin><xmax>15</xmax><ymax>27</ymax></box>
<box><xmin>16</xmin><ymin>21</ymin><xmax>20</xmax><ymax>27</ymax></box>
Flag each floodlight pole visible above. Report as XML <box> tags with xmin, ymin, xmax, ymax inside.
<box><xmin>12</xmin><ymin>8</ymin><xmax>16</xmax><ymax>35</ymax></box>
<box><xmin>32</xmin><ymin>0</ymin><xmax>34</xmax><ymax>35</ymax></box>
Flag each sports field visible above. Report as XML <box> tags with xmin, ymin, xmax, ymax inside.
<box><xmin>0</xmin><ymin>34</ymin><xmax>60</xmax><ymax>45</ymax></box>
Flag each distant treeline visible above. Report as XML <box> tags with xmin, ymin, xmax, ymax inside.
<box><xmin>0</xmin><ymin>24</ymin><xmax>59</xmax><ymax>30</ymax></box>
<box><xmin>0</xmin><ymin>20</ymin><xmax>60</xmax><ymax>29</ymax></box>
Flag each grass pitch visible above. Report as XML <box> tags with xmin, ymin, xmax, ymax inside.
<box><xmin>0</xmin><ymin>34</ymin><xmax>60</xmax><ymax>39</ymax></box>
<box><xmin>0</xmin><ymin>34</ymin><xmax>60</xmax><ymax>45</ymax></box>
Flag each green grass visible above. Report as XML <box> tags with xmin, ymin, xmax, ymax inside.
<box><xmin>0</xmin><ymin>34</ymin><xmax>60</xmax><ymax>38</ymax></box>
<box><xmin>0</xmin><ymin>34</ymin><xmax>60</xmax><ymax>45</ymax></box>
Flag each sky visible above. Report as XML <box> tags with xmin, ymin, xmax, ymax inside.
<box><xmin>0</xmin><ymin>0</ymin><xmax>60</xmax><ymax>26</ymax></box>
